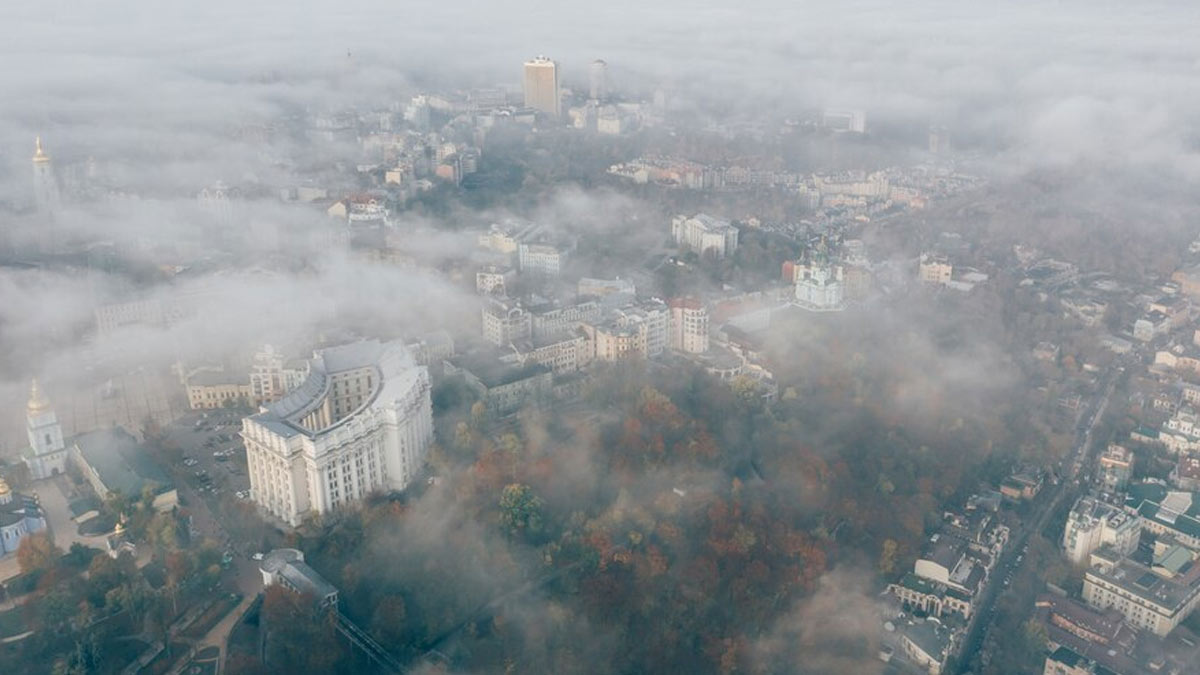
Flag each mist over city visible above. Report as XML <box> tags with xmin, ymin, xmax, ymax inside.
<box><xmin>1</xmin><ymin>1</ymin><xmax>1199</xmax><ymax>674</ymax></box>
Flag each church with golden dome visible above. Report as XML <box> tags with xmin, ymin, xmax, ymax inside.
<box><xmin>21</xmin><ymin>379</ymin><xmax>69</xmax><ymax>480</ymax></box>
<box><xmin>0</xmin><ymin>474</ymin><xmax>47</xmax><ymax>557</ymax></box>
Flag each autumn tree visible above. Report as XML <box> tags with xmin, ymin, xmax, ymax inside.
<box><xmin>499</xmin><ymin>483</ymin><xmax>544</xmax><ymax>537</ymax></box>
<box><xmin>17</xmin><ymin>532</ymin><xmax>61</xmax><ymax>575</ymax></box>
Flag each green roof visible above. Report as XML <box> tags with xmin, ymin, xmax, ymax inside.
<box><xmin>1154</xmin><ymin>545</ymin><xmax>1194</xmax><ymax>575</ymax></box>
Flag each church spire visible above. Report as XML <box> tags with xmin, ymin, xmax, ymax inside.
<box><xmin>27</xmin><ymin>378</ymin><xmax>50</xmax><ymax>416</ymax></box>
<box><xmin>33</xmin><ymin>136</ymin><xmax>50</xmax><ymax>164</ymax></box>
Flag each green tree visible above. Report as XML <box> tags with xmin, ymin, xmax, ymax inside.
<box><xmin>499</xmin><ymin>483</ymin><xmax>544</xmax><ymax>536</ymax></box>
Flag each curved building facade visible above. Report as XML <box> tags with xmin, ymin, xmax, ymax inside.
<box><xmin>242</xmin><ymin>340</ymin><xmax>433</xmax><ymax>527</ymax></box>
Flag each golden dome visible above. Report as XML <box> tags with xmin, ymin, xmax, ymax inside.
<box><xmin>27</xmin><ymin>378</ymin><xmax>51</xmax><ymax>416</ymax></box>
<box><xmin>33</xmin><ymin>136</ymin><xmax>50</xmax><ymax>164</ymax></box>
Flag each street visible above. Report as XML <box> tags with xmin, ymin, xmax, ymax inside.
<box><xmin>954</xmin><ymin>362</ymin><xmax>1122</xmax><ymax>672</ymax></box>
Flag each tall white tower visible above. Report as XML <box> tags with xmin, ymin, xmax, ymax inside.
<box><xmin>32</xmin><ymin>137</ymin><xmax>60</xmax><ymax>216</ymax></box>
<box><xmin>589</xmin><ymin>59</ymin><xmax>609</xmax><ymax>101</ymax></box>
<box><xmin>24</xmin><ymin>379</ymin><xmax>68</xmax><ymax>480</ymax></box>
<box><xmin>523</xmin><ymin>56</ymin><xmax>560</xmax><ymax>117</ymax></box>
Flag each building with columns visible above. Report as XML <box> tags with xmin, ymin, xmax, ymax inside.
<box><xmin>22</xmin><ymin>379</ymin><xmax>68</xmax><ymax>480</ymax></box>
<box><xmin>242</xmin><ymin>340</ymin><xmax>433</xmax><ymax>527</ymax></box>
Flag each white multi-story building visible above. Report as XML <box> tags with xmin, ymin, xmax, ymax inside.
<box><xmin>1062</xmin><ymin>497</ymin><xmax>1141</xmax><ymax>565</ymax></box>
<box><xmin>919</xmin><ymin>254</ymin><xmax>953</xmax><ymax>285</ymax></box>
<box><xmin>242</xmin><ymin>341</ymin><xmax>433</xmax><ymax>527</ymax></box>
<box><xmin>249</xmin><ymin>345</ymin><xmax>309</xmax><ymax>406</ymax></box>
<box><xmin>1083</xmin><ymin>546</ymin><xmax>1200</xmax><ymax>636</ymax></box>
<box><xmin>669</xmin><ymin>297</ymin><xmax>709</xmax><ymax>354</ymax></box>
<box><xmin>671</xmin><ymin>214</ymin><xmax>739</xmax><ymax>259</ymax></box>
<box><xmin>482</xmin><ymin>298</ymin><xmax>532</xmax><ymax>346</ymax></box>
<box><xmin>1098</xmin><ymin>445</ymin><xmax>1134</xmax><ymax>493</ymax></box>
<box><xmin>586</xmin><ymin>300</ymin><xmax>671</xmax><ymax>361</ymax></box>
<box><xmin>518</xmin><ymin>243</ymin><xmax>565</xmax><ymax>276</ymax></box>
<box><xmin>523</xmin><ymin>56</ymin><xmax>560</xmax><ymax>117</ymax></box>
<box><xmin>531</xmin><ymin>301</ymin><xmax>601</xmax><ymax>341</ymax></box>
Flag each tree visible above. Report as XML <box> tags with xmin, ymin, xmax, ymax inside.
<box><xmin>17</xmin><ymin>532</ymin><xmax>61</xmax><ymax>575</ymax></box>
<box><xmin>499</xmin><ymin>483</ymin><xmax>544</xmax><ymax>536</ymax></box>
<box><xmin>369</xmin><ymin>594</ymin><xmax>408</xmax><ymax>647</ymax></box>
<box><xmin>878</xmin><ymin>539</ymin><xmax>899</xmax><ymax>577</ymax></box>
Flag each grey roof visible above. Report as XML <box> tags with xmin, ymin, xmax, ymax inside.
<box><xmin>74</xmin><ymin>428</ymin><xmax>173</xmax><ymax>498</ymax></box>
<box><xmin>261</xmin><ymin>548</ymin><xmax>337</xmax><ymax>600</ymax></box>
<box><xmin>1087</xmin><ymin>554</ymin><xmax>1200</xmax><ymax>612</ymax></box>
<box><xmin>903</xmin><ymin>619</ymin><xmax>950</xmax><ymax>660</ymax></box>
<box><xmin>248</xmin><ymin>340</ymin><xmax>422</xmax><ymax>440</ymax></box>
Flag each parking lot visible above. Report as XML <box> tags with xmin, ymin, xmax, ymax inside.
<box><xmin>166</xmin><ymin>409</ymin><xmax>252</xmax><ymax>511</ymax></box>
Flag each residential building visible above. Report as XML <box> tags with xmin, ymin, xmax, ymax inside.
<box><xmin>1171</xmin><ymin>265</ymin><xmax>1200</xmax><ymax>299</ymax></box>
<box><xmin>919</xmin><ymin>254</ymin><xmax>953</xmax><ymax>285</ymax></box>
<box><xmin>888</xmin><ymin>572</ymin><xmax>974</xmax><ymax>620</ymax></box>
<box><xmin>0</xmin><ymin>477</ymin><xmax>47</xmax><ymax>557</ymax></box>
<box><xmin>671</xmin><ymin>214</ymin><xmax>739</xmax><ymax>259</ymax></box>
<box><xmin>898</xmin><ymin>617</ymin><xmax>954</xmax><ymax>674</ymax></box>
<box><xmin>669</xmin><ymin>297</ymin><xmax>709</xmax><ymax>354</ymax></box>
<box><xmin>1043</xmin><ymin>647</ymin><xmax>1104</xmax><ymax>675</ymax></box>
<box><xmin>1082</xmin><ymin>546</ymin><xmax>1200</xmax><ymax>636</ymax></box>
<box><xmin>242</xmin><ymin>340</ymin><xmax>433</xmax><ymax>527</ymax></box>
<box><xmin>531</xmin><ymin>301</ymin><xmax>601</xmax><ymax>341</ymax></box>
<box><xmin>72</xmin><ymin>428</ymin><xmax>178</xmax><ymax>512</ymax></box>
<box><xmin>1001</xmin><ymin>467</ymin><xmax>1044</xmax><ymax>501</ymax></box>
<box><xmin>585</xmin><ymin>300</ymin><xmax>671</xmax><ymax>362</ymax></box>
<box><xmin>577</xmin><ymin>277</ymin><xmax>635</xmax><ymax>304</ymax></box>
<box><xmin>482</xmin><ymin>297</ymin><xmax>532</xmax><ymax>346</ymax></box>
<box><xmin>507</xmin><ymin>332</ymin><xmax>591</xmax><ymax>374</ymax></box>
<box><xmin>1160</xmin><ymin>407</ymin><xmax>1200</xmax><ymax>454</ymax></box>
<box><xmin>186</xmin><ymin>370</ymin><xmax>253</xmax><ymax>410</ymax></box>
<box><xmin>1134</xmin><ymin>312</ymin><xmax>1171</xmax><ymax>342</ymax></box>
<box><xmin>446</xmin><ymin>356</ymin><xmax>553</xmax><ymax>417</ymax></box>
<box><xmin>822</xmin><ymin>109</ymin><xmax>866</xmax><ymax>133</ymax></box>
<box><xmin>260</xmin><ymin>548</ymin><xmax>339</xmax><ymax>610</ymax></box>
<box><xmin>523</xmin><ymin>56</ymin><xmax>560</xmax><ymax>117</ymax></box>
<box><xmin>893</xmin><ymin>510</ymin><xmax>1008</xmax><ymax>621</ymax></box>
<box><xmin>1099</xmin><ymin>444</ymin><xmax>1134</xmax><ymax>492</ymax></box>
<box><xmin>21</xmin><ymin>379</ymin><xmax>68</xmax><ymax>480</ymax></box>
<box><xmin>1170</xmin><ymin>456</ymin><xmax>1200</xmax><ymax>491</ymax></box>
<box><xmin>249</xmin><ymin>345</ymin><xmax>309</xmax><ymax>406</ymax></box>
<box><xmin>476</xmin><ymin>265</ymin><xmax>514</xmax><ymax>296</ymax></box>
<box><xmin>517</xmin><ymin>242</ymin><xmax>564</xmax><ymax>275</ymax></box>
<box><xmin>1062</xmin><ymin>496</ymin><xmax>1141</xmax><ymax>565</ymax></box>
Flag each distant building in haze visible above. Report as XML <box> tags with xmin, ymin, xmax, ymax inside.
<box><xmin>589</xmin><ymin>59</ymin><xmax>609</xmax><ymax>101</ymax></box>
<box><xmin>523</xmin><ymin>56</ymin><xmax>560</xmax><ymax>117</ymax></box>
<box><xmin>32</xmin><ymin>137</ymin><xmax>60</xmax><ymax>216</ymax></box>
<box><xmin>672</xmin><ymin>213</ymin><xmax>739</xmax><ymax>259</ymax></box>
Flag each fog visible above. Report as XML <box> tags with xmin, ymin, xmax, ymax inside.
<box><xmin>2</xmin><ymin>1</ymin><xmax>1198</xmax><ymax>673</ymax></box>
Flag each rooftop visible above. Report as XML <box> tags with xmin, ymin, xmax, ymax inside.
<box><xmin>74</xmin><ymin>428</ymin><xmax>173</xmax><ymax>498</ymax></box>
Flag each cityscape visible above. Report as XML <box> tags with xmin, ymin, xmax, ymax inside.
<box><xmin>2</xmin><ymin>1</ymin><xmax>1200</xmax><ymax>674</ymax></box>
